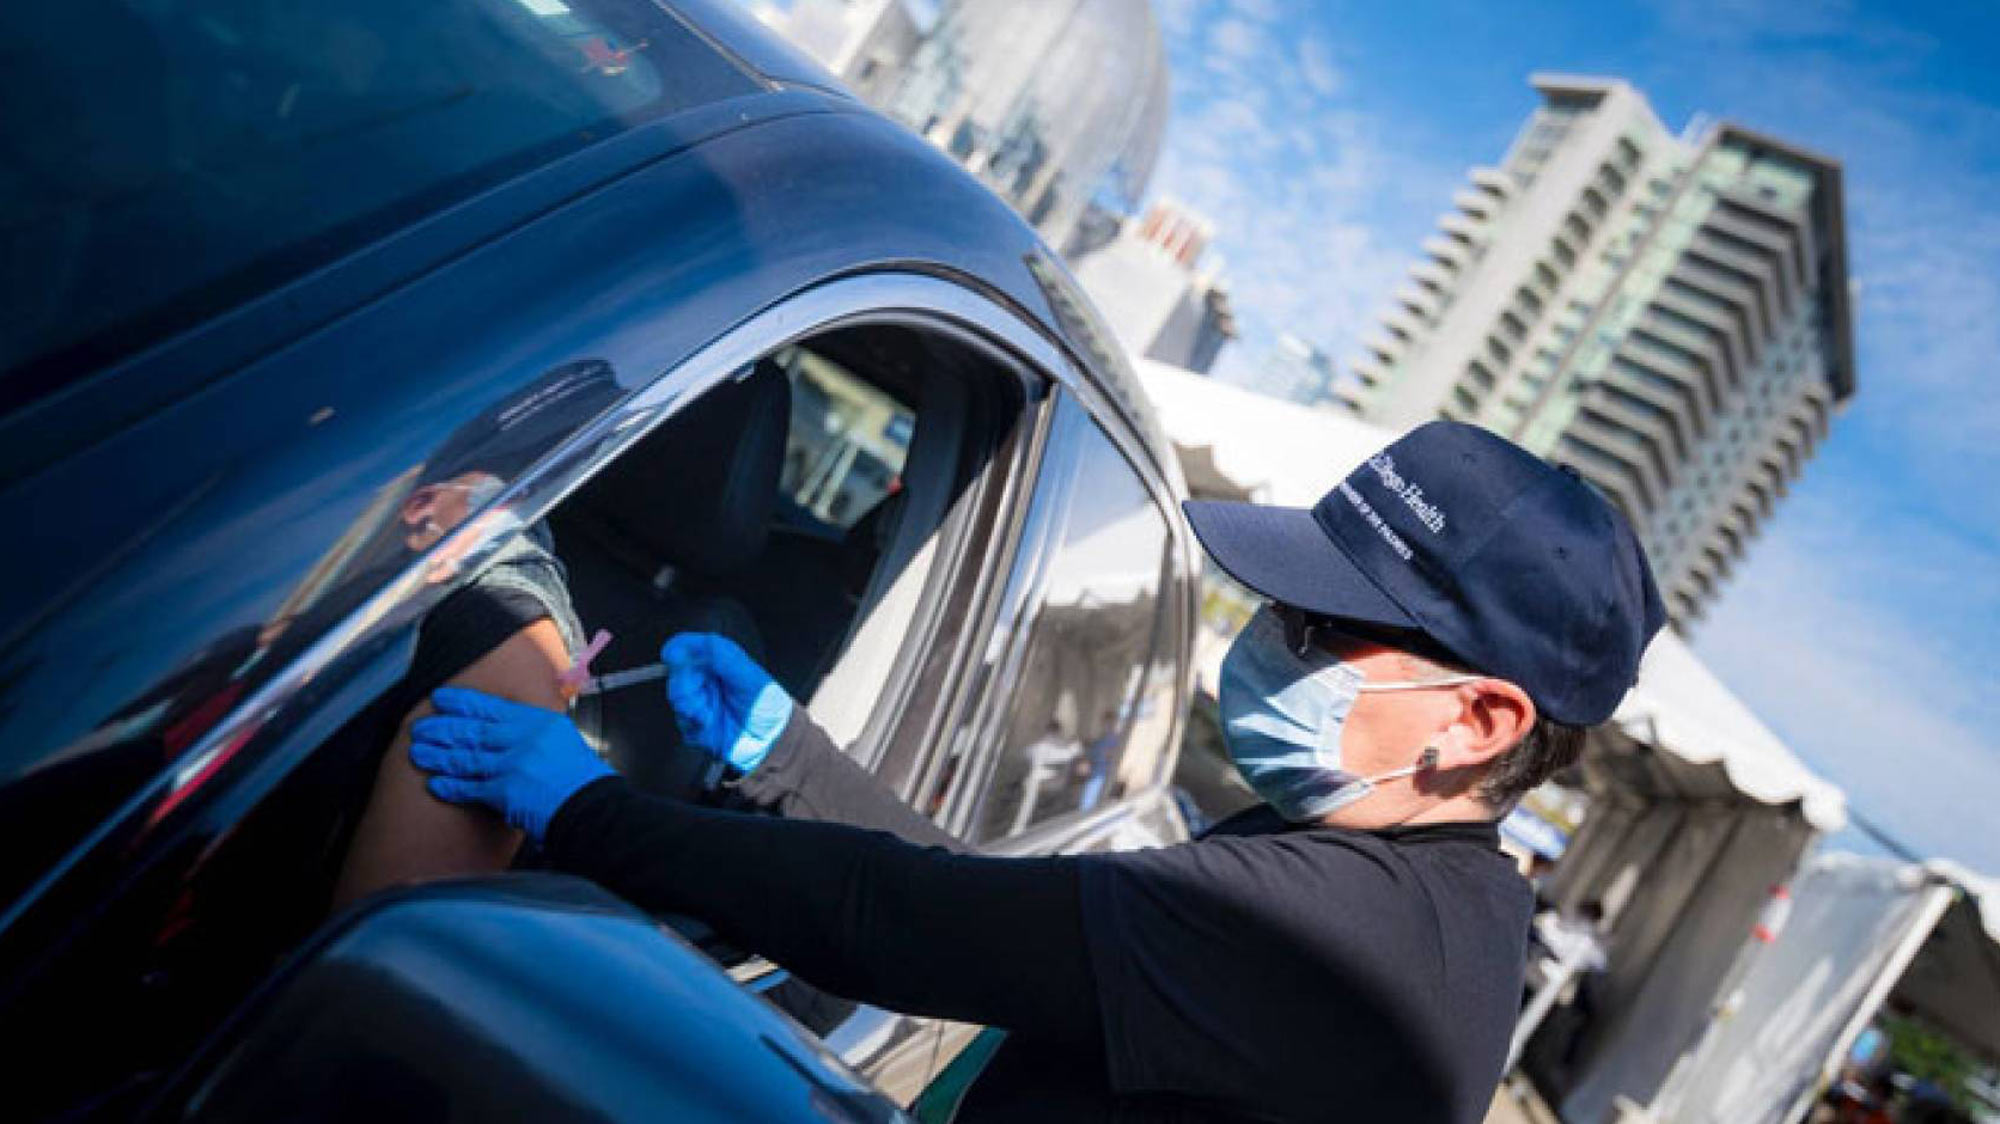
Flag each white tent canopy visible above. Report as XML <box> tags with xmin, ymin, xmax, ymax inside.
<box><xmin>1135</xmin><ymin>358</ymin><xmax>1395</xmax><ymax>507</ymax></box>
<box><xmin>1613</xmin><ymin>632</ymin><xmax>1847</xmax><ymax>832</ymax></box>
<box><xmin>1648</xmin><ymin>854</ymin><xmax>2000</xmax><ymax>1124</ymax></box>
<box><xmin>1898</xmin><ymin>860</ymin><xmax>2000</xmax><ymax>1059</ymax></box>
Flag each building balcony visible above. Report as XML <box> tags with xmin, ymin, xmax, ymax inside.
<box><xmin>1799</xmin><ymin>383</ymin><xmax>1835</xmax><ymax>437</ymax></box>
<box><xmin>1742</xmin><ymin>473</ymin><xmax>1776</xmax><ymax>518</ymax></box>
<box><xmin>1360</xmin><ymin>333</ymin><xmax>1402</xmax><ymax>367</ymax></box>
<box><xmin>1555</xmin><ymin>433</ymin><xmax>1649</xmax><ymax>524</ymax></box>
<box><xmin>1649</xmin><ymin>291</ymin><xmax>1755</xmax><ymax>390</ymax></box>
<box><xmin>1688</xmin><ymin>232</ymin><xmax>1796</xmax><ymax>321</ymax></box>
<box><xmin>1422</xmin><ymin>236</ymin><xmax>1470</xmax><ymax>270</ymax></box>
<box><xmin>1590</xmin><ymin>387</ymin><xmax>1695</xmax><ymax>469</ymax></box>
<box><xmin>1350</xmin><ymin>352</ymin><xmax>1390</xmax><ymax>388</ymax></box>
<box><xmin>1668</xmin><ymin>258</ymin><xmax>1773</xmax><ymax>340</ymax></box>
<box><xmin>1599</xmin><ymin>369</ymin><xmax>1696</xmax><ymax>447</ymax></box>
<box><xmin>1621</xmin><ymin>341</ymin><xmax>1720</xmax><ymax>432</ymax></box>
<box><xmin>1563</xmin><ymin>415</ymin><xmax>1666</xmax><ymax>510</ymax></box>
<box><xmin>1710</xmin><ymin>191</ymin><xmax>1814</xmax><ymax>292</ymax></box>
<box><xmin>1454</xmin><ymin>188</ymin><xmax>1500</xmax><ymax>220</ymax></box>
<box><xmin>1470</xmin><ymin>166</ymin><xmax>1514</xmax><ymax>199</ymax></box>
<box><xmin>1393</xmin><ymin>282</ymin><xmax>1442</xmax><ymax>322</ymax></box>
<box><xmin>1439</xmin><ymin>212</ymin><xmax>1487</xmax><ymax>244</ymax></box>
<box><xmin>1410</xmin><ymin>259</ymin><xmax>1458</xmax><ymax>295</ymax></box>
<box><xmin>1701</xmin><ymin>540</ymin><xmax>1736</xmax><ymax>581</ymax></box>
<box><xmin>1382</xmin><ymin>303</ymin><xmax>1429</xmax><ymax>342</ymax></box>
<box><xmin>1632</xmin><ymin>314</ymin><xmax>1728</xmax><ymax>413</ymax></box>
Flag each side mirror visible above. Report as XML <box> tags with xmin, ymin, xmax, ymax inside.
<box><xmin>147</xmin><ymin>874</ymin><xmax>907</xmax><ymax>1124</ymax></box>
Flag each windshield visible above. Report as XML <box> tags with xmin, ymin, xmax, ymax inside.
<box><xmin>0</xmin><ymin>0</ymin><xmax>757</xmax><ymax>408</ymax></box>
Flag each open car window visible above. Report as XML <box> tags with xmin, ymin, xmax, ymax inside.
<box><xmin>543</xmin><ymin>323</ymin><xmax>1019</xmax><ymax>810</ymax></box>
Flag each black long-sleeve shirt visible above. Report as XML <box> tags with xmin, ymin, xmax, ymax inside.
<box><xmin>544</xmin><ymin>711</ymin><xmax>1533</xmax><ymax>1123</ymax></box>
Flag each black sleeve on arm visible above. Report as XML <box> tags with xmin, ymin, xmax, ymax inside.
<box><xmin>395</xmin><ymin>579</ymin><xmax>551</xmax><ymax>713</ymax></box>
<box><xmin>545</xmin><ymin>777</ymin><xmax>1101</xmax><ymax>1051</ymax></box>
<box><xmin>728</xmin><ymin>709</ymin><xmax>964</xmax><ymax>852</ymax></box>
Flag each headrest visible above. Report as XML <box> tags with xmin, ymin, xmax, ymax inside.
<box><xmin>841</xmin><ymin>489</ymin><xmax>906</xmax><ymax>595</ymax></box>
<box><xmin>580</xmin><ymin>360</ymin><xmax>790</xmax><ymax>578</ymax></box>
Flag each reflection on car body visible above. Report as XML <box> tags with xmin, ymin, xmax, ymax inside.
<box><xmin>0</xmin><ymin>1</ymin><xmax>1197</xmax><ymax>1118</ymax></box>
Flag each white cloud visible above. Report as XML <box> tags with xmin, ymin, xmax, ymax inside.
<box><xmin>1151</xmin><ymin>7</ymin><xmax>1459</xmax><ymax>391</ymax></box>
<box><xmin>1298</xmin><ymin>37</ymin><xmax>1342</xmax><ymax>98</ymax></box>
<box><xmin>1154</xmin><ymin>0</ymin><xmax>1208</xmax><ymax>39</ymax></box>
<box><xmin>1207</xmin><ymin>17</ymin><xmax>1267</xmax><ymax>68</ymax></box>
<box><xmin>1692</xmin><ymin>501</ymin><xmax>2000</xmax><ymax>872</ymax></box>
<box><xmin>1225</xmin><ymin>0</ymin><xmax>1283</xmax><ymax>23</ymax></box>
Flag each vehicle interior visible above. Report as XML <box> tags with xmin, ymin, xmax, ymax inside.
<box><xmin>551</xmin><ymin>324</ymin><xmax>1015</xmax><ymax>801</ymax></box>
<box><xmin>25</xmin><ymin>322</ymin><xmax>1033</xmax><ymax>1118</ymax></box>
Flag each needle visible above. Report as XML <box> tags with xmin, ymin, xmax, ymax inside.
<box><xmin>574</xmin><ymin>662</ymin><xmax>668</xmax><ymax>696</ymax></box>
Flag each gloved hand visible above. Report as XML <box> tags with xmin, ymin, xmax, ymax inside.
<box><xmin>661</xmin><ymin>632</ymin><xmax>795</xmax><ymax>774</ymax></box>
<box><xmin>410</xmin><ymin>687</ymin><xmax>614</xmax><ymax>843</ymax></box>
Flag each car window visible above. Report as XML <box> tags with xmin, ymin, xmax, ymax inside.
<box><xmin>775</xmin><ymin>347</ymin><xmax>916</xmax><ymax>534</ymax></box>
<box><xmin>970</xmin><ymin>409</ymin><xmax>1173</xmax><ymax>844</ymax></box>
<box><xmin>0</xmin><ymin>0</ymin><xmax>756</xmax><ymax>402</ymax></box>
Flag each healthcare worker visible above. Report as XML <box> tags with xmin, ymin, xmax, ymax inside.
<box><xmin>411</xmin><ymin>421</ymin><xmax>1664</xmax><ymax>1124</ymax></box>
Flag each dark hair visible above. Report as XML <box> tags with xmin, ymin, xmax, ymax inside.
<box><xmin>1479</xmin><ymin>714</ymin><xmax>1588</xmax><ymax>807</ymax></box>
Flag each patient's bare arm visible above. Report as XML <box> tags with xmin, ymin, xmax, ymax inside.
<box><xmin>333</xmin><ymin>618</ymin><xmax>572</xmax><ymax>909</ymax></box>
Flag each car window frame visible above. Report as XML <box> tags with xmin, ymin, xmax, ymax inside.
<box><xmin>931</xmin><ymin>387</ymin><xmax>1197</xmax><ymax>855</ymax></box>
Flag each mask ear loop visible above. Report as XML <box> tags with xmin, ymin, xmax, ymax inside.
<box><xmin>1354</xmin><ymin>741</ymin><xmax>1444</xmax><ymax>793</ymax></box>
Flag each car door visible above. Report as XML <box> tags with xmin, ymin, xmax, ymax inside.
<box><xmin>0</xmin><ymin>270</ymin><xmax>1066</xmax><ymax>1116</ymax></box>
<box><xmin>144</xmin><ymin>875</ymin><xmax>915</xmax><ymax>1124</ymax></box>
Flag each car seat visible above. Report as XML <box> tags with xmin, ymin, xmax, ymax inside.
<box><xmin>551</xmin><ymin>360</ymin><xmax>790</xmax><ymax>799</ymax></box>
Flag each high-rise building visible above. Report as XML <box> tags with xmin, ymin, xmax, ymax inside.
<box><xmin>1073</xmin><ymin>200</ymin><xmax>1238</xmax><ymax>374</ymax></box>
<box><xmin>774</xmin><ymin>0</ymin><xmax>929</xmax><ymax>105</ymax></box>
<box><xmin>1346</xmin><ymin>76</ymin><xmax>1856</xmax><ymax>627</ymax></box>
<box><xmin>1256</xmin><ymin>333</ymin><xmax>1343</xmax><ymax>408</ymax></box>
<box><xmin>779</xmin><ymin>0</ymin><xmax>1171</xmax><ymax>255</ymax></box>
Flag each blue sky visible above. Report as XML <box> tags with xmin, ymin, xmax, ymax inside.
<box><xmin>1146</xmin><ymin>0</ymin><xmax>2000</xmax><ymax>872</ymax></box>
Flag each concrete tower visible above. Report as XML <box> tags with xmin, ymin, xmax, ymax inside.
<box><xmin>1348</xmin><ymin>76</ymin><xmax>1856</xmax><ymax>627</ymax></box>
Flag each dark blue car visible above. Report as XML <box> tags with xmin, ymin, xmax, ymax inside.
<box><xmin>0</xmin><ymin>2</ymin><xmax>1197</xmax><ymax>1118</ymax></box>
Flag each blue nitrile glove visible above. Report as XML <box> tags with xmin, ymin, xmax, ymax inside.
<box><xmin>660</xmin><ymin>632</ymin><xmax>795</xmax><ymax>774</ymax></box>
<box><xmin>411</xmin><ymin>687</ymin><xmax>614</xmax><ymax>843</ymax></box>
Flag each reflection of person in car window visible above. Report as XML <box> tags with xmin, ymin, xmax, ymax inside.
<box><xmin>400</xmin><ymin>473</ymin><xmax>504</xmax><ymax>553</ymax></box>
<box><xmin>331</xmin><ymin>361</ymin><xmax>618</xmax><ymax>908</ymax></box>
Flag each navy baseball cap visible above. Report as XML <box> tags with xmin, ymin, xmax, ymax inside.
<box><xmin>1184</xmin><ymin>421</ymin><xmax>1665</xmax><ymax>725</ymax></box>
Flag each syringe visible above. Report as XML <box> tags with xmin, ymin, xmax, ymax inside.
<box><xmin>573</xmin><ymin>662</ymin><xmax>668</xmax><ymax>696</ymax></box>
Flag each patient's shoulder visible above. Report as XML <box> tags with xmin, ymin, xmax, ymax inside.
<box><xmin>407</xmin><ymin>536</ymin><xmax>579</xmax><ymax>709</ymax></box>
<box><xmin>444</xmin><ymin>617</ymin><xmax>570</xmax><ymax>711</ymax></box>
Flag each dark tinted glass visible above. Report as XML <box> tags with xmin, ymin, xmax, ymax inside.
<box><xmin>0</xmin><ymin>0</ymin><xmax>755</xmax><ymax>401</ymax></box>
<box><xmin>973</xmin><ymin>420</ymin><xmax>1170</xmax><ymax>843</ymax></box>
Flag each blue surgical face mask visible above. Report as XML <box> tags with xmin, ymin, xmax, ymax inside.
<box><xmin>1218</xmin><ymin>605</ymin><xmax>1477</xmax><ymax>822</ymax></box>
